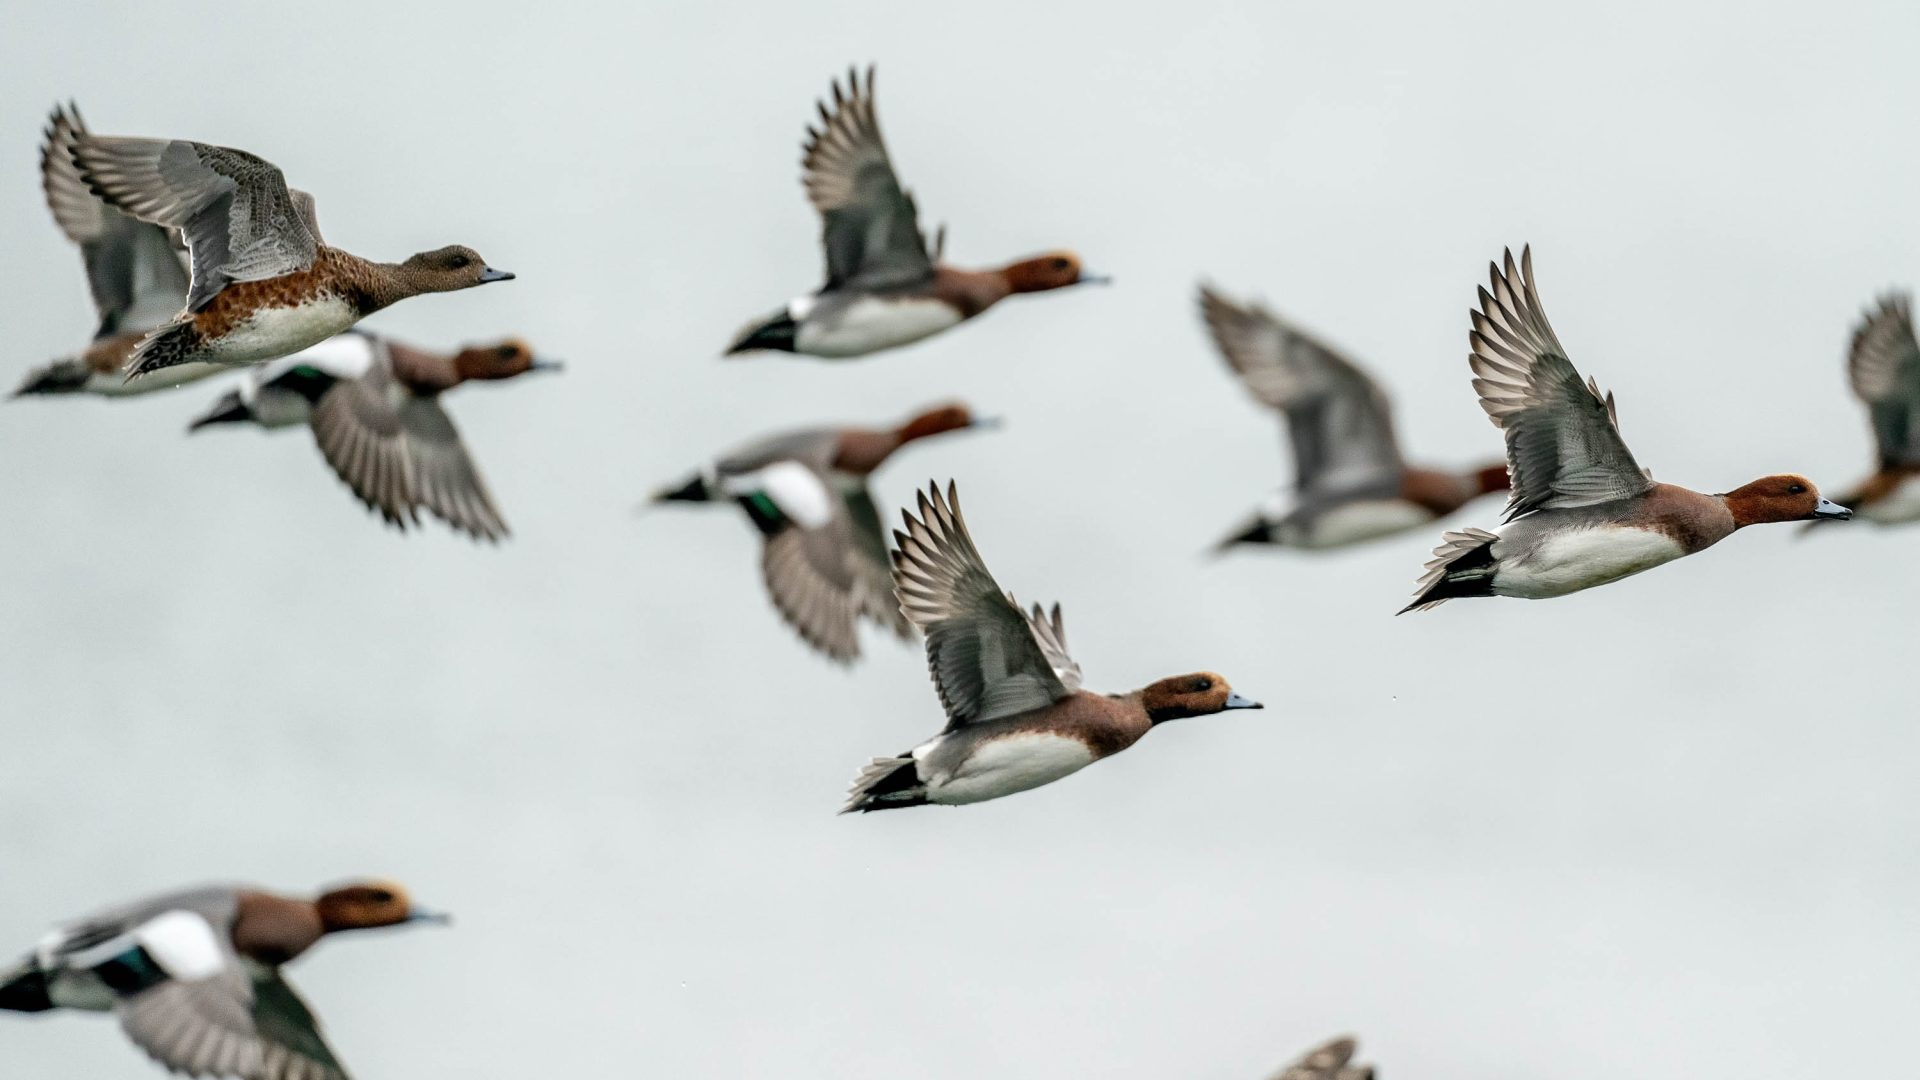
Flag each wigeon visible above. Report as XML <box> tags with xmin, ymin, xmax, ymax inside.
<box><xmin>1266</xmin><ymin>1035</ymin><xmax>1375</xmax><ymax>1080</ymax></box>
<box><xmin>1199</xmin><ymin>284</ymin><xmax>1510</xmax><ymax>550</ymax></box>
<box><xmin>1</xmin><ymin>879</ymin><xmax>445</xmax><ymax>1080</ymax></box>
<box><xmin>1401</xmin><ymin>247</ymin><xmax>1851</xmax><ymax>612</ymax></box>
<box><xmin>15</xmin><ymin>105</ymin><xmax>226</xmax><ymax>397</ymax></box>
<box><xmin>187</xmin><ymin>330</ymin><xmax>560</xmax><ymax>542</ymax></box>
<box><xmin>726</xmin><ymin>67</ymin><xmax>1106</xmax><ymax>359</ymax></box>
<box><xmin>1807</xmin><ymin>292</ymin><xmax>1920</xmax><ymax>527</ymax></box>
<box><xmin>842</xmin><ymin>482</ymin><xmax>1262</xmax><ymax>812</ymax></box>
<box><xmin>651</xmin><ymin>404</ymin><xmax>994</xmax><ymax>662</ymax></box>
<box><xmin>63</xmin><ymin>120</ymin><xmax>512</xmax><ymax>380</ymax></box>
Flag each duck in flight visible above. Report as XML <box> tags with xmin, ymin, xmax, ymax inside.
<box><xmin>64</xmin><ymin>116</ymin><xmax>513</xmax><ymax>380</ymax></box>
<box><xmin>727</xmin><ymin>67</ymin><xmax>1106</xmax><ymax>359</ymax></box>
<box><xmin>1199</xmin><ymin>283</ymin><xmax>1510</xmax><ymax>551</ymax></box>
<box><xmin>843</xmin><ymin>482</ymin><xmax>1261</xmax><ymax>812</ymax></box>
<box><xmin>1401</xmin><ymin>247</ymin><xmax>1850</xmax><ymax>612</ymax></box>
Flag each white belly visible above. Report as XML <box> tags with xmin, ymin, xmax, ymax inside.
<box><xmin>794</xmin><ymin>296</ymin><xmax>964</xmax><ymax>358</ymax></box>
<box><xmin>85</xmin><ymin>362</ymin><xmax>228</xmax><ymax>397</ymax></box>
<box><xmin>209</xmin><ymin>298</ymin><xmax>360</xmax><ymax>365</ymax></box>
<box><xmin>922</xmin><ymin>732</ymin><xmax>1096</xmax><ymax>805</ymax></box>
<box><xmin>1494</xmin><ymin>526</ymin><xmax>1687</xmax><ymax>598</ymax></box>
<box><xmin>1293</xmin><ymin>499</ymin><xmax>1433</xmax><ymax>549</ymax></box>
<box><xmin>1861</xmin><ymin>475</ymin><xmax>1920</xmax><ymax>524</ymax></box>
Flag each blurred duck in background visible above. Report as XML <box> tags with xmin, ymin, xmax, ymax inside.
<box><xmin>726</xmin><ymin>66</ymin><xmax>1105</xmax><ymax>359</ymax></box>
<box><xmin>1807</xmin><ymin>292</ymin><xmax>1920</xmax><ymax>528</ymax></box>
<box><xmin>650</xmin><ymin>404</ymin><xmax>995</xmax><ymax>663</ymax></box>
<box><xmin>1402</xmin><ymin>247</ymin><xmax>1851</xmax><ymax>612</ymax></box>
<box><xmin>842</xmin><ymin>482</ymin><xmax>1262</xmax><ymax>812</ymax></box>
<box><xmin>1199</xmin><ymin>283</ymin><xmax>1510</xmax><ymax>551</ymax></box>
<box><xmin>1265</xmin><ymin>1034</ymin><xmax>1375</xmax><ymax>1080</ymax></box>
<box><xmin>15</xmin><ymin>105</ymin><xmax>217</xmax><ymax>398</ymax></box>
<box><xmin>0</xmin><ymin>879</ymin><xmax>446</xmax><ymax>1080</ymax></box>
<box><xmin>187</xmin><ymin>331</ymin><xmax>560</xmax><ymax>543</ymax></box>
<box><xmin>62</xmin><ymin>113</ymin><xmax>513</xmax><ymax>380</ymax></box>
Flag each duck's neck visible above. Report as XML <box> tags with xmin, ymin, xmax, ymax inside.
<box><xmin>230</xmin><ymin>891</ymin><xmax>326</xmax><ymax>967</ymax></box>
<box><xmin>351</xmin><ymin>253</ymin><xmax>442</xmax><ymax>314</ymax></box>
<box><xmin>831</xmin><ymin>428</ymin><xmax>905</xmax><ymax>475</ymax></box>
<box><xmin>932</xmin><ymin>266</ymin><xmax>1013</xmax><ymax>319</ymax></box>
<box><xmin>385</xmin><ymin>340</ymin><xmax>463</xmax><ymax>394</ymax></box>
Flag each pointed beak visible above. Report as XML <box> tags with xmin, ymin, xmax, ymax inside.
<box><xmin>529</xmin><ymin>357</ymin><xmax>564</xmax><ymax>373</ymax></box>
<box><xmin>1077</xmin><ymin>272</ymin><xmax>1113</xmax><ymax>286</ymax></box>
<box><xmin>187</xmin><ymin>394</ymin><xmax>249</xmax><ymax>433</ymax></box>
<box><xmin>405</xmin><ymin>907</ymin><xmax>451</xmax><ymax>926</ymax></box>
<box><xmin>478</xmin><ymin>267</ymin><xmax>515</xmax><ymax>284</ymax></box>
<box><xmin>1811</xmin><ymin>497</ymin><xmax>1853</xmax><ymax>521</ymax></box>
<box><xmin>1223</xmin><ymin>692</ymin><xmax>1263</xmax><ymax>710</ymax></box>
<box><xmin>967</xmin><ymin>415</ymin><xmax>1004</xmax><ymax>430</ymax></box>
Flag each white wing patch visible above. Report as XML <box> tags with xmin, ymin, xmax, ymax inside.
<box><xmin>721</xmin><ymin>460</ymin><xmax>834</xmax><ymax>528</ymax></box>
<box><xmin>131</xmin><ymin>911</ymin><xmax>227</xmax><ymax>981</ymax></box>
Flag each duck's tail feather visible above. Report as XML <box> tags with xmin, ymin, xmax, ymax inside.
<box><xmin>0</xmin><ymin>958</ymin><xmax>53</xmax><ymax>1012</ymax></box>
<box><xmin>1398</xmin><ymin>527</ymin><xmax>1499</xmax><ymax>614</ymax></box>
<box><xmin>12</xmin><ymin>358</ymin><xmax>92</xmax><ymax>397</ymax></box>
<box><xmin>840</xmin><ymin>754</ymin><xmax>927</xmax><ymax>814</ymax></box>
<box><xmin>123</xmin><ymin>321</ymin><xmax>203</xmax><ymax>382</ymax></box>
<box><xmin>725</xmin><ymin>308</ymin><xmax>799</xmax><ymax>356</ymax></box>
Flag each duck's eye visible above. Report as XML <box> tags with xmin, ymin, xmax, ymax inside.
<box><xmin>1787</xmin><ymin>483</ymin><xmax>1806</xmax><ymax>495</ymax></box>
<box><xmin>495</xmin><ymin>345</ymin><xmax>518</xmax><ymax>359</ymax></box>
<box><xmin>1193</xmin><ymin>677</ymin><xmax>1213</xmax><ymax>692</ymax></box>
<box><xmin>447</xmin><ymin>255</ymin><xmax>471</xmax><ymax>270</ymax></box>
<box><xmin>1051</xmin><ymin>258</ymin><xmax>1070</xmax><ymax>271</ymax></box>
<box><xmin>367</xmin><ymin>889</ymin><xmax>395</xmax><ymax>904</ymax></box>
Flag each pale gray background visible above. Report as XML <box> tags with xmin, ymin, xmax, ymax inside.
<box><xmin>2</xmin><ymin>2</ymin><xmax>1916</xmax><ymax>1077</ymax></box>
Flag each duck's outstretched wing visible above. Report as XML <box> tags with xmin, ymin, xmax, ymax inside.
<box><xmin>890</xmin><ymin>481</ymin><xmax>1076</xmax><ymax>731</ymax></box>
<box><xmin>71</xmin><ymin>132</ymin><xmax>319</xmax><ymax>312</ymax></box>
<box><xmin>801</xmin><ymin>66</ymin><xmax>935</xmax><ymax>292</ymax></box>
<box><xmin>1468</xmin><ymin>246</ymin><xmax>1652</xmax><ymax>520</ymax></box>
<box><xmin>1846</xmin><ymin>291</ymin><xmax>1920</xmax><ymax>469</ymax></box>
<box><xmin>1199</xmin><ymin>284</ymin><xmax>1404</xmax><ymax>498</ymax></box>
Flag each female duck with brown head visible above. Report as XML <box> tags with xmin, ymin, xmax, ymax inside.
<box><xmin>843</xmin><ymin>482</ymin><xmax>1262</xmax><ymax>813</ymax></box>
<box><xmin>726</xmin><ymin>67</ymin><xmax>1106</xmax><ymax>360</ymax></box>
<box><xmin>651</xmin><ymin>404</ymin><xmax>997</xmax><ymax>663</ymax></box>
<box><xmin>1401</xmin><ymin>247</ymin><xmax>1850</xmax><ymax>612</ymax></box>
<box><xmin>187</xmin><ymin>331</ymin><xmax>560</xmax><ymax>542</ymax></box>
<box><xmin>0</xmin><ymin>878</ymin><xmax>445</xmax><ymax>1080</ymax></box>
<box><xmin>1198</xmin><ymin>283</ymin><xmax>1511</xmax><ymax>551</ymax></box>
<box><xmin>63</xmin><ymin>116</ymin><xmax>512</xmax><ymax>380</ymax></box>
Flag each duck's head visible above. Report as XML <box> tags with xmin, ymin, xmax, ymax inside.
<box><xmin>1142</xmin><ymin>672</ymin><xmax>1263</xmax><ymax>724</ymax></box>
<box><xmin>452</xmin><ymin>338</ymin><xmax>563</xmax><ymax>381</ymax></box>
<box><xmin>315</xmin><ymin>880</ymin><xmax>449</xmax><ymax>933</ymax></box>
<box><xmin>399</xmin><ymin>245</ymin><xmax>514</xmax><ymax>292</ymax></box>
<box><xmin>895</xmin><ymin>402</ymin><xmax>999</xmax><ymax>443</ymax></box>
<box><xmin>1001</xmin><ymin>251</ymin><xmax>1109</xmax><ymax>293</ymax></box>
<box><xmin>1722</xmin><ymin>474</ymin><xmax>1851</xmax><ymax>527</ymax></box>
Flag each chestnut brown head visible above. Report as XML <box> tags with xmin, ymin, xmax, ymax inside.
<box><xmin>1722</xmin><ymin>474</ymin><xmax>1851</xmax><ymax>527</ymax></box>
<box><xmin>895</xmin><ymin>402</ymin><xmax>996</xmax><ymax>443</ymax></box>
<box><xmin>451</xmin><ymin>338</ymin><xmax>562</xmax><ymax>381</ymax></box>
<box><xmin>1000</xmin><ymin>251</ymin><xmax>1107</xmax><ymax>294</ymax></box>
<box><xmin>1141</xmin><ymin>672</ymin><xmax>1263</xmax><ymax>724</ymax></box>
<box><xmin>314</xmin><ymin>880</ymin><xmax>448</xmax><ymax>933</ymax></box>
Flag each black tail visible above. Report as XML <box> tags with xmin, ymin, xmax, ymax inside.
<box><xmin>187</xmin><ymin>389</ymin><xmax>251</xmax><ymax>432</ymax></box>
<box><xmin>725</xmin><ymin>309</ymin><xmax>798</xmax><ymax>355</ymax></box>
<box><xmin>1398</xmin><ymin>528</ymin><xmax>1499</xmax><ymax>614</ymax></box>
<box><xmin>12</xmin><ymin>358</ymin><xmax>91</xmax><ymax>397</ymax></box>
<box><xmin>125</xmin><ymin>321</ymin><xmax>203</xmax><ymax>381</ymax></box>
<box><xmin>0</xmin><ymin>962</ymin><xmax>54</xmax><ymax>1012</ymax></box>
<box><xmin>840</xmin><ymin>754</ymin><xmax>928</xmax><ymax>814</ymax></box>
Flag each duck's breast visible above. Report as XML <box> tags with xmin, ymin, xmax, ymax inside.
<box><xmin>1493</xmin><ymin>523</ymin><xmax>1688</xmax><ymax>598</ymax></box>
<box><xmin>920</xmin><ymin>731</ymin><xmax>1096</xmax><ymax>804</ymax></box>
<box><xmin>794</xmin><ymin>294</ymin><xmax>963</xmax><ymax>358</ymax></box>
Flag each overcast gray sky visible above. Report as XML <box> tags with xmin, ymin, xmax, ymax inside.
<box><xmin>3</xmin><ymin>2</ymin><xmax>1917</xmax><ymax>1077</ymax></box>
